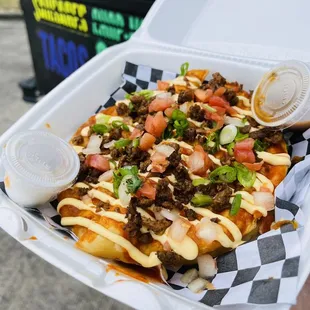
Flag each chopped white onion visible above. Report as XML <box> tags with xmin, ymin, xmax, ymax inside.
<box><xmin>197</xmin><ymin>254</ymin><xmax>217</xmax><ymax>279</ymax></box>
<box><xmin>98</xmin><ymin>170</ymin><xmax>114</xmax><ymax>182</ymax></box>
<box><xmin>155</xmin><ymin>144</ymin><xmax>175</xmax><ymax>157</ymax></box>
<box><xmin>156</xmin><ymin>92</ymin><xmax>171</xmax><ymax>99</ymax></box>
<box><xmin>160</xmin><ymin>209</ymin><xmax>179</xmax><ymax>221</ymax></box>
<box><xmin>103</xmin><ymin>140</ymin><xmax>116</xmax><ymax>149</ymax></box>
<box><xmin>82</xmin><ymin>194</ymin><xmax>92</xmax><ymax>205</ymax></box>
<box><xmin>118</xmin><ymin>175</ymin><xmax>132</xmax><ymax>206</ymax></box>
<box><xmin>82</xmin><ymin>135</ymin><xmax>102</xmax><ymax>154</ymax></box>
<box><xmin>188</xmin><ymin>278</ymin><xmax>208</xmax><ymax>293</ymax></box>
<box><xmin>196</xmin><ymin>218</ymin><xmax>220</xmax><ymax>243</ymax></box>
<box><xmin>179</xmin><ymin>103</ymin><xmax>188</xmax><ymax>114</ymax></box>
<box><xmin>219</xmin><ymin>125</ymin><xmax>238</xmax><ymax>145</ymax></box>
<box><xmin>168</xmin><ymin>218</ymin><xmax>191</xmax><ymax>242</ymax></box>
<box><xmin>224</xmin><ymin>116</ymin><xmax>245</xmax><ymax>127</ymax></box>
<box><xmin>180</xmin><ymin>268</ymin><xmax>199</xmax><ymax>285</ymax></box>
<box><xmin>253</xmin><ymin>191</ymin><xmax>275</xmax><ymax>211</ymax></box>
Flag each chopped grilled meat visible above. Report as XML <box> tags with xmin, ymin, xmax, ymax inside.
<box><xmin>174</xmin><ymin>179</ymin><xmax>195</xmax><ymax>204</ymax></box>
<box><xmin>140</xmin><ymin>159</ymin><xmax>151</xmax><ymax>173</ymax></box>
<box><xmin>239</xmin><ymin>125</ymin><xmax>251</xmax><ymax>134</ymax></box>
<box><xmin>116</xmin><ymin>102</ymin><xmax>130</xmax><ymax>116</ymax></box>
<box><xmin>246</xmin><ymin>115</ymin><xmax>259</xmax><ymax>127</ymax></box>
<box><xmin>184</xmin><ymin>208</ymin><xmax>198</xmax><ymax>221</ymax></box>
<box><xmin>249</xmin><ymin>128</ymin><xmax>283</xmax><ymax>144</ymax></box>
<box><xmin>196</xmin><ymin>183</ymin><xmax>229</xmax><ymax>197</ymax></box>
<box><xmin>130</xmin><ymin>95</ymin><xmax>150</xmax><ymax>116</ymax></box>
<box><xmin>224</xmin><ymin>89</ymin><xmax>239</xmax><ymax>106</ymax></box>
<box><xmin>130</xmin><ymin>95</ymin><xmax>144</xmax><ymax>105</ymax></box>
<box><xmin>95</xmin><ymin>201</ymin><xmax>111</xmax><ymax>212</ymax></box>
<box><xmin>183</xmin><ymin>127</ymin><xmax>196</xmax><ymax>143</ymax></box>
<box><xmin>211</xmin><ymin>217</ymin><xmax>220</xmax><ymax>223</ymax></box>
<box><xmin>84</xmin><ymin>168</ymin><xmax>102</xmax><ymax>184</ymax></box>
<box><xmin>157</xmin><ymin>251</ymin><xmax>183</xmax><ymax>267</ymax></box>
<box><xmin>173</xmin><ymin>165</ymin><xmax>191</xmax><ymax>182</ymax></box>
<box><xmin>111</xmin><ymin>147</ymin><xmax>123</xmax><ymax>160</ymax></box>
<box><xmin>188</xmin><ymin>105</ymin><xmax>205</xmax><ymax>122</ymax></box>
<box><xmin>220</xmin><ymin>156</ymin><xmax>233</xmax><ymax>166</ymax></box>
<box><xmin>155</xmin><ymin>136</ymin><xmax>162</xmax><ymax>145</ymax></box>
<box><xmin>162</xmin><ymin>201</ymin><xmax>184</xmax><ymax>210</ymax></box>
<box><xmin>142</xmin><ymin>217</ymin><xmax>172</xmax><ymax>235</ymax></box>
<box><xmin>109</xmin><ymin>128</ymin><xmax>122</xmax><ymax>140</ymax></box>
<box><xmin>138</xmin><ymin>233</ymin><xmax>153</xmax><ymax>244</ymax></box>
<box><xmin>178</xmin><ymin>89</ymin><xmax>194</xmax><ymax>104</ymax></box>
<box><xmin>264</xmin><ymin>131</ymin><xmax>283</xmax><ymax>144</ymax></box>
<box><xmin>229</xmin><ymin>181</ymin><xmax>244</xmax><ymax>192</ymax></box>
<box><xmin>212</xmin><ymin>187</ymin><xmax>233</xmax><ymax>211</ymax></box>
<box><xmin>112</xmin><ymin>145</ymin><xmax>150</xmax><ymax>167</ymax></box>
<box><xmin>168</xmin><ymin>149</ymin><xmax>181</xmax><ymax>168</ymax></box>
<box><xmin>72</xmin><ymin>135</ymin><xmax>84</xmax><ymax>145</ymax></box>
<box><xmin>134</xmin><ymin>114</ymin><xmax>147</xmax><ymax>125</ymax></box>
<box><xmin>125</xmin><ymin>202</ymin><xmax>142</xmax><ymax>238</ymax></box>
<box><xmin>156</xmin><ymin>178</ymin><xmax>173</xmax><ymax>205</ymax></box>
<box><xmin>135</xmin><ymin>123</ymin><xmax>145</xmax><ymax>131</ymax></box>
<box><xmin>206</xmin><ymin>72</ymin><xmax>227</xmax><ymax>91</ymax></box>
<box><xmin>77</xmin><ymin>187</ymin><xmax>89</xmax><ymax>196</ymax></box>
<box><xmin>197</xmin><ymin>134</ymin><xmax>207</xmax><ymax>145</ymax></box>
<box><xmin>130</xmin><ymin>196</ymin><xmax>154</xmax><ymax>209</ymax></box>
<box><xmin>167</xmin><ymin>85</ymin><xmax>175</xmax><ymax>95</ymax></box>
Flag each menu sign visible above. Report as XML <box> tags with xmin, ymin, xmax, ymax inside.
<box><xmin>21</xmin><ymin>0</ymin><xmax>153</xmax><ymax>94</ymax></box>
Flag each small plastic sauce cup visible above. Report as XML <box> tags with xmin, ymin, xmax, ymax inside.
<box><xmin>2</xmin><ymin>130</ymin><xmax>80</xmax><ymax>206</ymax></box>
<box><xmin>251</xmin><ymin>60</ymin><xmax>310</xmax><ymax>130</ymax></box>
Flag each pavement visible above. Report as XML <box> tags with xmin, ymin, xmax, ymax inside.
<box><xmin>0</xmin><ymin>19</ymin><xmax>131</xmax><ymax>310</ymax></box>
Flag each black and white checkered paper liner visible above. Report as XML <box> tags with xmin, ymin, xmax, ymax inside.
<box><xmin>3</xmin><ymin>62</ymin><xmax>310</xmax><ymax>308</ymax></box>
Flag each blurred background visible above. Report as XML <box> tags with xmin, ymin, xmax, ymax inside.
<box><xmin>0</xmin><ymin>0</ymin><xmax>309</xmax><ymax>309</ymax></box>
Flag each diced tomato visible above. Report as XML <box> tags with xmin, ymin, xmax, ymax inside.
<box><xmin>212</xmin><ymin>106</ymin><xmax>226</xmax><ymax>116</ymax></box>
<box><xmin>157</xmin><ymin>80</ymin><xmax>169</xmax><ymax>91</ymax></box>
<box><xmin>209</xmin><ymin>96</ymin><xmax>237</xmax><ymax>116</ymax></box>
<box><xmin>187</xmin><ymin>145</ymin><xmax>212</xmax><ymax>176</ymax></box>
<box><xmin>151</xmin><ymin>152</ymin><xmax>169</xmax><ymax>173</ymax></box>
<box><xmin>164</xmin><ymin>107</ymin><xmax>175</xmax><ymax>118</ymax></box>
<box><xmin>145</xmin><ymin>111</ymin><xmax>167</xmax><ymax>137</ymax></box>
<box><xmin>149</xmin><ymin>97</ymin><xmax>173</xmax><ymax>112</ymax></box>
<box><xmin>129</xmin><ymin>128</ymin><xmax>143</xmax><ymax>140</ymax></box>
<box><xmin>85</xmin><ymin>155</ymin><xmax>110</xmax><ymax>172</ymax></box>
<box><xmin>194</xmin><ymin>89</ymin><xmax>213</xmax><ymax>102</ymax></box>
<box><xmin>243</xmin><ymin>161</ymin><xmax>264</xmax><ymax>171</ymax></box>
<box><xmin>205</xmin><ymin>109</ymin><xmax>225</xmax><ymax>131</ymax></box>
<box><xmin>235</xmin><ymin>138</ymin><xmax>255</xmax><ymax>150</ymax></box>
<box><xmin>139</xmin><ymin>133</ymin><xmax>156</xmax><ymax>151</ymax></box>
<box><xmin>136</xmin><ymin>181</ymin><xmax>156</xmax><ymax>200</ymax></box>
<box><xmin>234</xmin><ymin>149</ymin><xmax>256</xmax><ymax>164</ymax></box>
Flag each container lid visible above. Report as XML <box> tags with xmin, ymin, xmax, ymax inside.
<box><xmin>2</xmin><ymin>130</ymin><xmax>80</xmax><ymax>188</ymax></box>
<box><xmin>251</xmin><ymin>60</ymin><xmax>310</xmax><ymax>127</ymax></box>
<box><xmin>134</xmin><ymin>0</ymin><xmax>310</xmax><ymax>63</ymax></box>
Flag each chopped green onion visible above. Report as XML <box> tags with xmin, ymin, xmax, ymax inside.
<box><xmin>162</xmin><ymin>121</ymin><xmax>174</xmax><ymax>139</ymax></box>
<box><xmin>230</xmin><ymin>194</ymin><xmax>242</xmax><ymax>216</ymax></box>
<box><xmin>192</xmin><ymin>178</ymin><xmax>210</xmax><ymax>186</ymax></box>
<box><xmin>235</xmin><ymin>128</ymin><xmax>249</xmax><ymax>142</ymax></box>
<box><xmin>191</xmin><ymin>193</ymin><xmax>213</xmax><ymax>207</ymax></box>
<box><xmin>219</xmin><ymin>125</ymin><xmax>238</xmax><ymax>145</ymax></box>
<box><xmin>205</xmin><ymin>131</ymin><xmax>220</xmax><ymax>154</ymax></box>
<box><xmin>129</xmin><ymin>102</ymin><xmax>134</xmax><ymax>111</ymax></box>
<box><xmin>202</xmin><ymin>104</ymin><xmax>217</xmax><ymax>113</ymax></box>
<box><xmin>227</xmin><ymin>142</ymin><xmax>235</xmax><ymax>156</ymax></box>
<box><xmin>174</xmin><ymin>119</ymin><xmax>189</xmax><ymax>137</ymax></box>
<box><xmin>172</xmin><ymin>109</ymin><xmax>187</xmax><ymax>121</ymax></box>
<box><xmin>242</xmin><ymin>117</ymin><xmax>248</xmax><ymax>124</ymax></box>
<box><xmin>207</xmin><ymin>141</ymin><xmax>215</xmax><ymax>148</ymax></box>
<box><xmin>132</xmin><ymin>138</ymin><xmax>140</xmax><ymax>148</ymax></box>
<box><xmin>233</xmin><ymin>162</ymin><xmax>256</xmax><ymax>188</ymax></box>
<box><xmin>113</xmin><ymin>166</ymin><xmax>140</xmax><ymax>197</ymax></box>
<box><xmin>125</xmin><ymin>176</ymin><xmax>142</xmax><ymax>194</ymax></box>
<box><xmin>112</xmin><ymin>120</ymin><xmax>129</xmax><ymax>131</ymax></box>
<box><xmin>180</xmin><ymin>62</ymin><xmax>189</xmax><ymax>76</ymax></box>
<box><xmin>254</xmin><ymin>139</ymin><xmax>268</xmax><ymax>152</ymax></box>
<box><xmin>209</xmin><ymin>166</ymin><xmax>237</xmax><ymax>183</ymax></box>
<box><xmin>114</xmin><ymin>139</ymin><xmax>131</xmax><ymax>149</ymax></box>
<box><xmin>92</xmin><ymin>124</ymin><xmax>110</xmax><ymax>135</ymax></box>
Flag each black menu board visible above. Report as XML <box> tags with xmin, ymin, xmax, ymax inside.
<box><xmin>20</xmin><ymin>0</ymin><xmax>154</xmax><ymax>94</ymax></box>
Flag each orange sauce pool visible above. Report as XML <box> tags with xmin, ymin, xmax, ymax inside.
<box><xmin>28</xmin><ymin>236</ymin><xmax>37</xmax><ymax>240</ymax></box>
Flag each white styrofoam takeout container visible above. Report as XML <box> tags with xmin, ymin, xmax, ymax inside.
<box><xmin>1</xmin><ymin>0</ymin><xmax>310</xmax><ymax>309</ymax></box>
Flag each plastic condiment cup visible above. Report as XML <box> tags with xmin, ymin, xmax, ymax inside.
<box><xmin>2</xmin><ymin>130</ymin><xmax>80</xmax><ymax>207</ymax></box>
<box><xmin>251</xmin><ymin>60</ymin><xmax>310</xmax><ymax>130</ymax></box>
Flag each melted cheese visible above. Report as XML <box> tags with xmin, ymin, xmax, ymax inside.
<box><xmin>232</xmin><ymin>106</ymin><xmax>253</xmax><ymax>116</ymax></box>
<box><xmin>61</xmin><ymin>217</ymin><xmax>161</xmax><ymax>267</ymax></box>
<box><xmin>208</xmin><ymin>155</ymin><xmax>222</xmax><ymax>166</ymax></box>
<box><xmin>256</xmin><ymin>173</ymin><xmax>274</xmax><ymax>193</ymax></box>
<box><xmin>229</xmin><ymin>196</ymin><xmax>267</xmax><ymax>217</ymax></box>
<box><xmin>168</xmin><ymin>76</ymin><xmax>201</xmax><ymax>89</ymax></box>
<box><xmin>234</xmin><ymin>191</ymin><xmax>254</xmax><ymax>204</ymax></box>
<box><xmin>237</xmin><ymin>96</ymin><xmax>250</xmax><ymax>107</ymax></box>
<box><xmin>188</xmin><ymin>206</ymin><xmax>242</xmax><ymax>243</ymax></box>
<box><xmin>91</xmin><ymin>181</ymin><xmax>114</xmax><ymax>193</ymax></box>
<box><xmin>256</xmin><ymin>152</ymin><xmax>291</xmax><ymax>166</ymax></box>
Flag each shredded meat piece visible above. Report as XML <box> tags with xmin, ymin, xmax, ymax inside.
<box><xmin>130</xmin><ymin>95</ymin><xmax>151</xmax><ymax>116</ymax></box>
<box><xmin>183</xmin><ymin>127</ymin><xmax>196</xmax><ymax>143</ymax></box>
<box><xmin>111</xmin><ymin>146</ymin><xmax>150</xmax><ymax>167</ymax></box>
<box><xmin>109</xmin><ymin>128</ymin><xmax>122</xmax><ymax>140</ymax></box>
<box><xmin>229</xmin><ymin>181</ymin><xmax>244</xmax><ymax>192</ymax></box>
<box><xmin>140</xmin><ymin>159</ymin><xmax>151</xmax><ymax>173</ymax></box>
<box><xmin>156</xmin><ymin>251</ymin><xmax>183</xmax><ymax>267</ymax></box>
<box><xmin>131</xmin><ymin>196</ymin><xmax>154</xmax><ymax>209</ymax></box>
<box><xmin>264</xmin><ymin>131</ymin><xmax>283</xmax><ymax>144</ymax></box>
<box><xmin>161</xmin><ymin>201</ymin><xmax>184</xmax><ymax>210</ymax></box>
<box><xmin>134</xmin><ymin>114</ymin><xmax>147</xmax><ymax>125</ymax></box>
<box><xmin>246</xmin><ymin>115</ymin><xmax>259</xmax><ymax>127</ymax></box>
<box><xmin>77</xmin><ymin>163</ymin><xmax>102</xmax><ymax>184</ymax></box>
<box><xmin>249</xmin><ymin>128</ymin><xmax>283</xmax><ymax>144</ymax></box>
<box><xmin>178</xmin><ymin>89</ymin><xmax>194</xmax><ymax>104</ymax></box>
<box><xmin>211</xmin><ymin>217</ymin><xmax>220</xmax><ymax>223</ymax></box>
<box><xmin>173</xmin><ymin>165</ymin><xmax>191</xmax><ymax>182</ymax></box>
<box><xmin>116</xmin><ymin>102</ymin><xmax>130</xmax><ymax>116</ymax></box>
<box><xmin>167</xmin><ymin>85</ymin><xmax>175</xmax><ymax>94</ymax></box>
<box><xmin>168</xmin><ymin>149</ymin><xmax>181</xmax><ymax>168</ymax></box>
<box><xmin>196</xmin><ymin>183</ymin><xmax>229</xmax><ymax>197</ymax></box>
<box><xmin>124</xmin><ymin>202</ymin><xmax>142</xmax><ymax>238</ymax></box>
<box><xmin>224</xmin><ymin>89</ymin><xmax>239</xmax><ymax>106</ymax></box>
<box><xmin>188</xmin><ymin>105</ymin><xmax>205</xmax><ymax>122</ymax></box>
<box><xmin>212</xmin><ymin>187</ymin><xmax>233</xmax><ymax>212</ymax></box>
<box><xmin>95</xmin><ymin>201</ymin><xmax>111</xmax><ymax>212</ymax></box>
<box><xmin>155</xmin><ymin>178</ymin><xmax>173</xmax><ymax>205</ymax></box>
<box><xmin>197</xmin><ymin>134</ymin><xmax>207</xmax><ymax>145</ymax></box>
<box><xmin>204</xmin><ymin>72</ymin><xmax>226</xmax><ymax>91</ymax></box>
<box><xmin>174</xmin><ymin>179</ymin><xmax>195</xmax><ymax>204</ymax></box>
<box><xmin>184</xmin><ymin>208</ymin><xmax>198</xmax><ymax>221</ymax></box>
<box><xmin>77</xmin><ymin>187</ymin><xmax>89</xmax><ymax>196</ymax></box>
<box><xmin>72</xmin><ymin>135</ymin><xmax>84</xmax><ymax>145</ymax></box>
<box><xmin>142</xmin><ymin>217</ymin><xmax>172</xmax><ymax>235</ymax></box>
<box><xmin>138</xmin><ymin>233</ymin><xmax>153</xmax><ymax>244</ymax></box>
<box><xmin>239</xmin><ymin>125</ymin><xmax>251</xmax><ymax>134</ymax></box>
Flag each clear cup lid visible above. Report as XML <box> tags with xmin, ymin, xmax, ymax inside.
<box><xmin>2</xmin><ymin>130</ymin><xmax>80</xmax><ymax>188</ymax></box>
<box><xmin>251</xmin><ymin>60</ymin><xmax>310</xmax><ymax>128</ymax></box>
